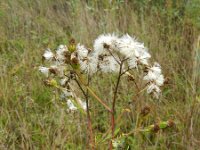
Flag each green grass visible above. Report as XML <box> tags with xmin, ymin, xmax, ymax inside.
<box><xmin>0</xmin><ymin>0</ymin><xmax>200</xmax><ymax>149</ymax></box>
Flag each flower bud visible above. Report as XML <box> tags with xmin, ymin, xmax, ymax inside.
<box><xmin>44</xmin><ymin>79</ymin><xmax>57</xmax><ymax>87</ymax></box>
<box><xmin>68</xmin><ymin>38</ymin><xmax>76</xmax><ymax>52</ymax></box>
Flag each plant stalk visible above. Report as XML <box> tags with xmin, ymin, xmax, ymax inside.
<box><xmin>109</xmin><ymin>62</ymin><xmax>123</xmax><ymax>150</ymax></box>
<box><xmin>74</xmin><ymin>76</ymin><xmax>95</xmax><ymax>149</ymax></box>
<box><xmin>85</xmin><ymin>75</ymin><xmax>95</xmax><ymax>150</ymax></box>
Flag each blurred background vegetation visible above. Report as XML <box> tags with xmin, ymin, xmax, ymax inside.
<box><xmin>0</xmin><ymin>0</ymin><xmax>200</xmax><ymax>149</ymax></box>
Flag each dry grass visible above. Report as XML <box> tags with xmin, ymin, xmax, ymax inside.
<box><xmin>0</xmin><ymin>0</ymin><xmax>200</xmax><ymax>149</ymax></box>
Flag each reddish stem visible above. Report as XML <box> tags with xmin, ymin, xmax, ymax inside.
<box><xmin>86</xmin><ymin>101</ymin><xmax>95</xmax><ymax>149</ymax></box>
<box><xmin>109</xmin><ymin>62</ymin><xmax>123</xmax><ymax>150</ymax></box>
<box><xmin>74</xmin><ymin>77</ymin><xmax>95</xmax><ymax>149</ymax></box>
<box><xmin>86</xmin><ymin>76</ymin><xmax>95</xmax><ymax>150</ymax></box>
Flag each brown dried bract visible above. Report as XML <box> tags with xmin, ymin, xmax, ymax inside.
<box><xmin>152</xmin><ymin>123</ymin><xmax>160</xmax><ymax>133</ymax></box>
<box><xmin>164</xmin><ymin>77</ymin><xmax>170</xmax><ymax>85</ymax></box>
<box><xmin>71</xmin><ymin>57</ymin><xmax>79</xmax><ymax>64</ymax></box>
<box><xmin>49</xmin><ymin>68</ymin><xmax>57</xmax><ymax>74</ymax></box>
<box><xmin>69</xmin><ymin>38</ymin><xmax>76</xmax><ymax>45</ymax></box>
<box><xmin>143</xmin><ymin>66</ymin><xmax>149</xmax><ymax>73</ymax></box>
<box><xmin>167</xmin><ymin>119</ymin><xmax>175</xmax><ymax>127</ymax></box>
<box><xmin>103</xmin><ymin>43</ymin><xmax>110</xmax><ymax>49</ymax></box>
<box><xmin>43</xmin><ymin>79</ymin><xmax>51</xmax><ymax>86</ymax></box>
<box><xmin>127</xmin><ymin>75</ymin><xmax>135</xmax><ymax>82</ymax></box>
<box><xmin>140</xmin><ymin>105</ymin><xmax>151</xmax><ymax>117</ymax></box>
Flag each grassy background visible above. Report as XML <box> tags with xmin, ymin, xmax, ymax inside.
<box><xmin>0</xmin><ymin>0</ymin><xmax>200</xmax><ymax>149</ymax></box>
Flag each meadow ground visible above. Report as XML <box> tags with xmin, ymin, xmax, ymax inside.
<box><xmin>0</xmin><ymin>0</ymin><xmax>200</xmax><ymax>149</ymax></box>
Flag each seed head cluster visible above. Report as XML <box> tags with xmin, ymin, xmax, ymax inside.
<box><xmin>39</xmin><ymin>33</ymin><xmax>165</xmax><ymax>110</ymax></box>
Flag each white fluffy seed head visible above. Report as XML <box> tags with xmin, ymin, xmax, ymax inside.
<box><xmin>149</xmin><ymin>62</ymin><xmax>162</xmax><ymax>75</ymax></box>
<box><xmin>76</xmin><ymin>43</ymin><xmax>98</xmax><ymax>74</ymax></box>
<box><xmin>67</xmin><ymin>99</ymin><xmax>77</xmax><ymax>111</ymax></box>
<box><xmin>93</xmin><ymin>33</ymin><xmax>118</xmax><ymax>56</ymax></box>
<box><xmin>98</xmin><ymin>56</ymin><xmax>120</xmax><ymax>73</ymax></box>
<box><xmin>155</xmin><ymin>74</ymin><xmax>164</xmax><ymax>86</ymax></box>
<box><xmin>143</xmin><ymin>61</ymin><xmax>164</xmax><ymax>98</ymax></box>
<box><xmin>79</xmin><ymin>55</ymin><xmax>98</xmax><ymax>75</ymax></box>
<box><xmin>143</xmin><ymin>70</ymin><xmax>158</xmax><ymax>81</ymax></box>
<box><xmin>116</xmin><ymin>34</ymin><xmax>151</xmax><ymax>66</ymax></box>
<box><xmin>80</xmin><ymin>100</ymin><xmax>87</xmax><ymax>110</ymax></box>
<box><xmin>136</xmin><ymin>50</ymin><xmax>151</xmax><ymax>65</ymax></box>
<box><xmin>56</xmin><ymin>45</ymin><xmax>68</xmax><ymax>62</ymax></box>
<box><xmin>127</xmin><ymin>57</ymin><xmax>137</xmax><ymax>69</ymax></box>
<box><xmin>60</xmin><ymin>77</ymin><xmax>68</xmax><ymax>86</ymax></box>
<box><xmin>76</xmin><ymin>43</ymin><xmax>89</xmax><ymax>59</ymax></box>
<box><xmin>43</xmin><ymin>48</ymin><xmax>54</xmax><ymax>60</ymax></box>
<box><xmin>39</xmin><ymin>66</ymin><xmax>49</xmax><ymax>77</ymax></box>
<box><xmin>143</xmin><ymin>62</ymin><xmax>164</xmax><ymax>87</ymax></box>
<box><xmin>147</xmin><ymin>83</ymin><xmax>161</xmax><ymax>99</ymax></box>
<box><xmin>62</xmin><ymin>89</ymin><xmax>72</xmax><ymax>97</ymax></box>
<box><xmin>147</xmin><ymin>83</ymin><xmax>161</xmax><ymax>93</ymax></box>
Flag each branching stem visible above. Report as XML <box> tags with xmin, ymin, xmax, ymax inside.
<box><xmin>74</xmin><ymin>76</ymin><xmax>95</xmax><ymax>149</ymax></box>
<box><xmin>85</xmin><ymin>75</ymin><xmax>95</xmax><ymax>150</ymax></box>
<box><xmin>109</xmin><ymin>60</ymin><xmax>124</xmax><ymax>150</ymax></box>
<box><xmin>75</xmin><ymin>73</ymin><xmax>112</xmax><ymax>113</ymax></box>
